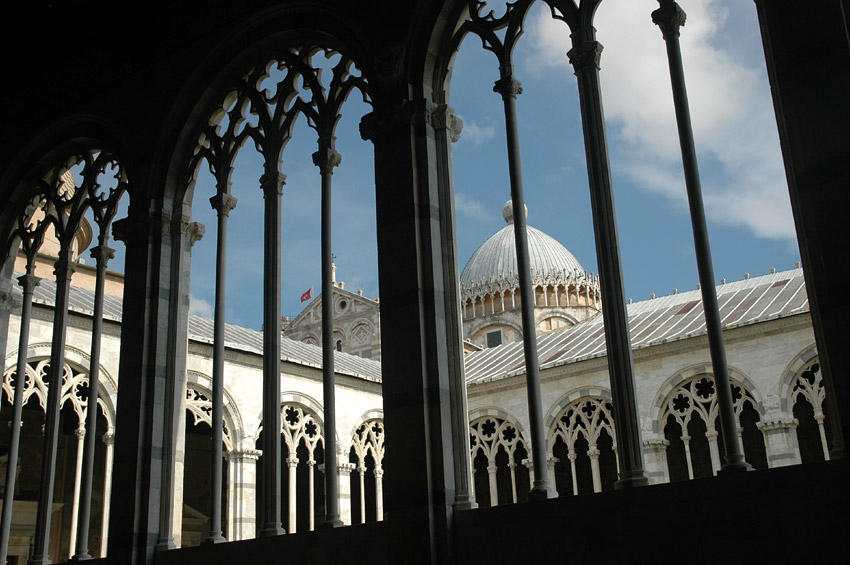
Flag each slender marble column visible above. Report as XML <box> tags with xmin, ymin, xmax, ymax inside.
<box><xmin>314</xmin><ymin>144</ymin><xmax>345</xmax><ymax>528</ymax></box>
<box><xmin>486</xmin><ymin>463</ymin><xmax>499</xmax><ymax>507</ymax></box>
<box><xmin>207</xmin><ymin>191</ymin><xmax>237</xmax><ymax>544</ymax></box>
<box><xmin>68</xmin><ymin>427</ymin><xmax>86</xmax><ymax>558</ymax></box>
<box><xmin>707</xmin><ymin>431</ymin><xmax>722</xmax><ymax>475</ymax></box>
<box><xmin>682</xmin><ymin>436</ymin><xmax>695</xmax><ymax>480</ymax></box>
<box><xmin>493</xmin><ymin>76</ymin><xmax>554</xmax><ymax>500</ymax></box>
<box><xmin>0</xmin><ymin>274</ymin><xmax>39</xmax><ymax>565</ymax></box>
<box><xmin>374</xmin><ymin>466</ymin><xmax>384</xmax><ymax>521</ymax></box>
<box><xmin>357</xmin><ymin>466</ymin><xmax>366</xmax><ymax>523</ymax></box>
<box><xmin>588</xmin><ymin>447</ymin><xmax>602</xmax><ymax>493</ymax></box>
<box><xmin>307</xmin><ymin>460</ymin><xmax>315</xmax><ymax>531</ymax></box>
<box><xmin>815</xmin><ymin>414</ymin><xmax>831</xmax><ymax>460</ymax></box>
<box><xmin>259</xmin><ymin>172</ymin><xmax>285</xmax><ymax>537</ymax></box>
<box><xmin>546</xmin><ymin>456</ymin><xmax>559</xmax><ymax>497</ymax></box>
<box><xmin>72</xmin><ymin>243</ymin><xmax>114</xmax><ymax>561</ymax></box>
<box><xmin>568</xmin><ymin>451</ymin><xmax>578</xmax><ymax>495</ymax></box>
<box><xmin>568</xmin><ymin>31</ymin><xmax>649</xmax><ymax>489</ymax></box>
<box><xmin>31</xmin><ymin>251</ymin><xmax>75</xmax><ymax>565</ymax></box>
<box><xmin>652</xmin><ymin>0</ymin><xmax>749</xmax><ymax>472</ymax></box>
<box><xmin>286</xmin><ymin>456</ymin><xmax>298</xmax><ymax>533</ymax></box>
<box><xmin>99</xmin><ymin>431</ymin><xmax>114</xmax><ymax>558</ymax></box>
<box><xmin>337</xmin><ymin>461</ymin><xmax>354</xmax><ymax>526</ymax></box>
<box><xmin>508</xmin><ymin>462</ymin><xmax>518</xmax><ymax>503</ymax></box>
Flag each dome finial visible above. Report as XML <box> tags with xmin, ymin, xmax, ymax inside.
<box><xmin>502</xmin><ymin>199</ymin><xmax>528</xmax><ymax>224</ymax></box>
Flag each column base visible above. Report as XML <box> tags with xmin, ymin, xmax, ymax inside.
<box><xmin>70</xmin><ymin>551</ymin><xmax>93</xmax><ymax>561</ymax></box>
<box><xmin>203</xmin><ymin>533</ymin><xmax>227</xmax><ymax>545</ymax></box>
<box><xmin>718</xmin><ymin>461</ymin><xmax>753</xmax><ymax>474</ymax></box>
<box><xmin>526</xmin><ymin>481</ymin><xmax>556</xmax><ymax>501</ymax></box>
<box><xmin>452</xmin><ymin>495</ymin><xmax>478</xmax><ymax>511</ymax></box>
<box><xmin>614</xmin><ymin>469</ymin><xmax>650</xmax><ymax>490</ymax></box>
<box><xmin>319</xmin><ymin>516</ymin><xmax>344</xmax><ymax>529</ymax></box>
<box><xmin>258</xmin><ymin>524</ymin><xmax>286</xmax><ymax>537</ymax></box>
<box><xmin>155</xmin><ymin>538</ymin><xmax>177</xmax><ymax>552</ymax></box>
<box><xmin>28</xmin><ymin>555</ymin><xmax>51</xmax><ymax>565</ymax></box>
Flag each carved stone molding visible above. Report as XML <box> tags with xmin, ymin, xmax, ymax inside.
<box><xmin>260</xmin><ymin>172</ymin><xmax>286</xmax><ymax>196</ymax></box>
<box><xmin>312</xmin><ymin>148</ymin><xmax>342</xmax><ymax>174</ymax></box>
<box><xmin>652</xmin><ymin>0</ymin><xmax>687</xmax><ymax>39</ymax></box>
<box><xmin>90</xmin><ymin>245</ymin><xmax>116</xmax><ymax>267</ymax></box>
<box><xmin>493</xmin><ymin>77</ymin><xmax>523</xmax><ymax>98</ymax></box>
<box><xmin>567</xmin><ymin>40</ymin><xmax>604</xmax><ymax>73</ymax></box>
<box><xmin>431</xmin><ymin>104</ymin><xmax>464</xmax><ymax>143</ymax></box>
<box><xmin>184</xmin><ymin>222</ymin><xmax>206</xmax><ymax>247</ymax></box>
<box><xmin>209</xmin><ymin>193</ymin><xmax>238</xmax><ymax>217</ymax></box>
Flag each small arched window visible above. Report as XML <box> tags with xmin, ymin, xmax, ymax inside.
<box><xmin>336</xmin><ymin>340</ymin><xmax>343</xmax><ymax>352</ymax></box>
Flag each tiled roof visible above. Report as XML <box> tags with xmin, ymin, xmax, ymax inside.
<box><xmin>463</xmin><ymin>268</ymin><xmax>810</xmax><ymax>385</ymax></box>
<box><xmin>17</xmin><ymin>277</ymin><xmax>381</xmax><ymax>383</ymax></box>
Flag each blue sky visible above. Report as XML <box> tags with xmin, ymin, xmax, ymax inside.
<box><xmin>185</xmin><ymin>0</ymin><xmax>798</xmax><ymax>330</ymax></box>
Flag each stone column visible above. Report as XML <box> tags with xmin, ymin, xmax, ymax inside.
<box><xmin>307</xmin><ymin>459</ymin><xmax>315</xmax><ymax>531</ymax></box>
<box><xmin>567</xmin><ymin>27</ymin><xmax>649</xmax><ymax>489</ymax></box>
<box><xmin>588</xmin><ymin>447</ymin><xmax>602</xmax><ymax>493</ymax></box>
<box><xmin>286</xmin><ymin>456</ymin><xmax>298</xmax><ymax>534</ymax></box>
<box><xmin>493</xmin><ymin>75</ymin><xmax>554</xmax><ymax>501</ymax></box>
<box><xmin>68</xmin><ymin>426</ymin><xmax>86</xmax><ymax>558</ymax></box>
<box><xmin>652</xmin><ymin>0</ymin><xmax>749</xmax><ymax>472</ymax></box>
<box><xmin>207</xmin><ymin>191</ymin><xmax>236</xmax><ymax>544</ymax></box>
<box><xmin>73</xmin><ymin>243</ymin><xmax>114</xmax><ymax>561</ymax></box>
<box><xmin>314</xmin><ymin>143</ymin><xmax>344</xmax><ymax>529</ymax></box>
<box><xmin>226</xmin><ymin>448</ymin><xmax>260</xmax><ymax>541</ymax></box>
<box><xmin>546</xmin><ymin>456</ymin><xmax>559</xmax><ymax>498</ymax></box>
<box><xmin>508</xmin><ymin>461</ymin><xmax>518</xmax><ymax>503</ymax></box>
<box><xmin>373</xmin><ymin>466</ymin><xmax>384</xmax><ymax>521</ymax></box>
<box><xmin>486</xmin><ymin>463</ymin><xmax>499</xmax><ymax>507</ymax></box>
<box><xmin>158</xmin><ymin>216</ymin><xmax>204</xmax><ymax>551</ymax></box>
<box><xmin>259</xmin><ymin>171</ymin><xmax>286</xmax><ymax>537</ymax></box>
<box><xmin>0</xmin><ymin>273</ymin><xmax>38</xmax><ymax>565</ymax></box>
<box><xmin>31</xmin><ymin>250</ymin><xmax>75</xmax><ymax>565</ymax></box>
<box><xmin>706</xmin><ymin>431</ymin><xmax>722</xmax><ymax>475</ymax></box>
<box><xmin>682</xmin><ymin>435</ymin><xmax>695</xmax><ymax>480</ymax></box>
<box><xmin>357</xmin><ymin>465</ymin><xmax>366</xmax><ymax>523</ymax></box>
<box><xmin>568</xmin><ymin>451</ymin><xmax>579</xmax><ymax>495</ymax></box>
<box><xmin>815</xmin><ymin>412</ymin><xmax>831</xmax><ymax>461</ymax></box>
<box><xmin>100</xmin><ymin>432</ymin><xmax>114</xmax><ymax>558</ymax></box>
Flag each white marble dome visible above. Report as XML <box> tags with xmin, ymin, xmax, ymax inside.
<box><xmin>460</xmin><ymin>201</ymin><xmax>586</xmax><ymax>290</ymax></box>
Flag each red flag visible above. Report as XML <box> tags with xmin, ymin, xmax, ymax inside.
<box><xmin>300</xmin><ymin>287</ymin><xmax>312</xmax><ymax>303</ymax></box>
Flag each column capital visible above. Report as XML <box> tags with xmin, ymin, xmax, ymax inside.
<box><xmin>312</xmin><ymin>147</ymin><xmax>342</xmax><ymax>174</ymax></box>
<box><xmin>493</xmin><ymin>76</ymin><xmax>523</xmax><ymax>98</ymax></box>
<box><xmin>652</xmin><ymin>0</ymin><xmax>687</xmax><ymax>39</ymax></box>
<box><xmin>75</xmin><ymin>427</ymin><xmax>86</xmax><ymax>440</ymax></box>
<box><xmin>705</xmin><ymin>430</ymin><xmax>719</xmax><ymax>441</ymax></box>
<box><xmin>642</xmin><ymin>438</ymin><xmax>670</xmax><ymax>449</ymax></box>
<box><xmin>373</xmin><ymin>466</ymin><xmax>384</xmax><ymax>478</ymax></box>
<box><xmin>567</xmin><ymin>40</ymin><xmax>604</xmax><ymax>73</ymax></box>
<box><xmin>286</xmin><ymin>456</ymin><xmax>299</xmax><ymax>468</ymax></box>
<box><xmin>227</xmin><ymin>448</ymin><xmax>262</xmax><ymax>462</ymax></box>
<box><xmin>336</xmin><ymin>461</ymin><xmax>356</xmax><ymax>473</ymax></box>
<box><xmin>112</xmin><ymin>213</ymin><xmax>149</xmax><ymax>247</ymax></box>
<box><xmin>587</xmin><ymin>447</ymin><xmax>601</xmax><ymax>458</ymax></box>
<box><xmin>54</xmin><ymin>253</ymin><xmax>77</xmax><ymax>280</ymax></box>
<box><xmin>102</xmin><ymin>432</ymin><xmax>115</xmax><ymax>445</ymax></box>
<box><xmin>546</xmin><ymin>455</ymin><xmax>560</xmax><ymax>465</ymax></box>
<box><xmin>486</xmin><ymin>463</ymin><xmax>498</xmax><ymax>474</ymax></box>
<box><xmin>90</xmin><ymin>244</ymin><xmax>116</xmax><ymax>267</ymax></box>
<box><xmin>16</xmin><ymin>273</ymin><xmax>41</xmax><ymax>294</ymax></box>
<box><xmin>757</xmin><ymin>416</ymin><xmax>798</xmax><ymax>432</ymax></box>
<box><xmin>430</xmin><ymin>104</ymin><xmax>464</xmax><ymax>143</ymax></box>
<box><xmin>360</xmin><ymin>99</ymin><xmax>434</xmax><ymax>142</ymax></box>
<box><xmin>260</xmin><ymin>172</ymin><xmax>286</xmax><ymax>196</ymax></box>
<box><xmin>210</xmin><ymin>193</ymin><xmax>238</xmax><ymax>217</ymax></box>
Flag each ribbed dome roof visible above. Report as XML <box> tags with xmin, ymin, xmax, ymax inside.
<box><xmin>460</xmin><ymin>201</ymin><xmax>585</xmax><ymax>290</ymax></box>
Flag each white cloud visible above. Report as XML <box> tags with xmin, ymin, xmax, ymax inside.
<box><xmin>460</xmin><ymin>117</ymin><xmax>497</xmax><ymax>145</ymax></box>
<box><xmin>455</xmin><ymin>192</ymin><xmax>491</xmax><ymax>222</ymax></box>
<box><xmin>523</xmin><ymin>0</ymin><xmax>795</xmax><ymax>241</ymax></box>
<box><xmin>189</xmin><ymin>293</ymin><xmax>214</xmax><ymax>318</ymax></box>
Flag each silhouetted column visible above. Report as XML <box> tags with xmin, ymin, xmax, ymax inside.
<box><xmin>100</xmin><ymin>431</ymin><xmax>114</xmax><ymax>558</ymax></box>
<box><xmin>31</xmin><ymin>250</ymin><xmax>75</xmax><ymax>565</ymax></box>
<box><xmin>207</xmin><ymin>190</ymin><xmax>237</xmax><ymax>544</ymax></box>
<box><xmin>68</xmin><ymin>427</ymin><xmax>86</xmax><ymax>558</ymax></box>
<box><xmin>0</xmin><ymin>273</ymin><xmax>39</xmax><ymax>565</ymax></box>
<box><xmin>314</xmin><ymin>143</ymin><xmax>344</xmax><ymax>528</ymax></box>
<box><xmin>652</xmin><ymin>0</ymin><xmax>749</xmax><ymax>472</ymax></box>
<box><xmin>568</xmin><ymin>29</ymin><xmax>649</xmax><ymax>489</ymax></box>
<box><xmin>493</xmin><ymin>76</ymin><xmax>555</xmax><ymax>500</ymax></box>
<box><xmin>73</xmin><ymin>243</ymin><xmax>114</xmax><ymax>561</ymax></box>
<box><xmin>260</xmin><ymin>171</ymin><xmax>285</xmax><ymax>537</ymax></box>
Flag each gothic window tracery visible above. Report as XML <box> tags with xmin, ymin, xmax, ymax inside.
<box><xmin>790</xmin><ymin>361</ymin><xmax>833</xmax><ymax>462</ymax></box>
<box><xmin>550</xmin><ymin>397</ymin><xmax>617</xmax><ymax>495</ymax></box>
<box><xmin>349</xmin><ymin>419</ymin><xmax>384</xmax><ymax>524</ymax></box>
<box><xmin>662</xmin><ymin>375</ymin><xmax>766</xmax><ymax>480</ymax></box>
<box><xmin>469</xmin><ymin>416</ymin><xmax>530</xmax><ymax>507</ymax></box>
